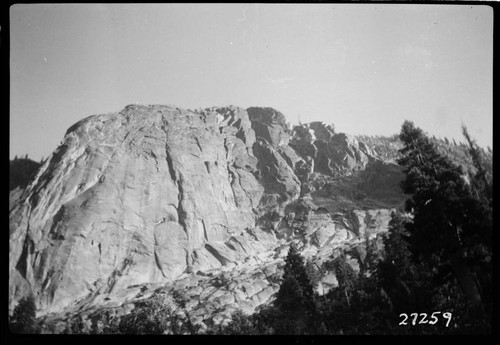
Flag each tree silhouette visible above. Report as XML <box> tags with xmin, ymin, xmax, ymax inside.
<box><xmin>397</xmin><ymin>121</ymin><xmax>491</xmax><ymax>315</ymax></box>
<box><xmin>273</xmin><ymin>242</ymin><xmax>318</xmax><ymax>334</ymax></box>
<box><xmin>10</xmin><ymin>296</ymin><xmax>38</xmax><ymax>334</ymax></box>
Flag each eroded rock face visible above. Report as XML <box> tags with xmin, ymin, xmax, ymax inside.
<box><xmin>253</xmin><ymin>141</ymin><xmax>300</xmax><ymax>201</ymax></box>
<box><xmin>10</xmin><ymin>105</ymin><xmax>291</xmax><ymax>315</ymax></box>
<box><xmin>9</xmin><ymin>104</ymin><xmax>405</xmax><ymax>330</ymax></box>
<box><xmin>247</xmin><ymin>107</ymin><xmax>290</xmax><ymax>147</ymax></box>
<box><xmin>290</xmin><ymin>122</ymin><xmax>375</xmax><ymax>177</ymax></box>
<box><xmin>37</xmin><ymin>201</ymin><xmax>395</xmax><ymax>333</ymax></box>
<box><xmin>326</xmin><ymin>133</ymin><xmax>374</xmax><ymax>174</ymax></box>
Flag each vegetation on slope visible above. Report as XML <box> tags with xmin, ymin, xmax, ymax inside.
<box><xmin>9</xmin><ymin>156</ymin><xmax>41</xmax><ymax>191</ymax></box>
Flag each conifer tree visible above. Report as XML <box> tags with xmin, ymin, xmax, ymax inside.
<box><xmin>274</xmin><ymin>274</ymin><xmax>308</xmax><ymax>333</ymax></box>
<box><xmin>10</xmin><ymin>296</ymin><xmax>38</xmax><ymax>334</ymax></box>
<box><xmin>462</xmin><ymin>125</ymin><xmax>492</xmax><ymax>204</ymax></box>
<box><xmin>397</xmin><ymin>121</ymin><xmax>488</xmax><ymax>308</ymax></box>
<box><xmin>281</xmin><ymin>243</ymin><xmax>316</xmax><ymax>312</ymax></box>
<box><xmin>332</xmin><ymin>254</ymin><xmax>357</xmax><ymax>308</ymax></box>
<box><xmin>460</xmin><ymin>126</ymin><xmax>492</xmax><ymax>310</ymax></box>
<box><xmin>381</xmin><ymin>213</ymin><xmax>414</xmax><ymax>279</ymax></box>
<box><xmin>274</xmin><ymin>242</ymin><xmax>317</xmax><ymax>334</ymax></box>
<box><xmin>377</xmin><ymin>212</ymin><xmax>436</xmax><ymax>315</ymax></box>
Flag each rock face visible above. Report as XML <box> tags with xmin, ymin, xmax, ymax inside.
<box><xmin>10</xmin><ymin>105</ymin><xmax>274</xmax><ymax>315</ymax></box>
<box><xmin>247</xmin><ymin>107</ymin><xmax>290</xmax><ymax>147</ymax></box>
<box><xmin>9</xmin><ymin>105</ymin><xmax>406</xmax><ymax>330</ymax></box>
<box><xmin>290</xmin><ymin>122</ymin><xmax>374</xmax><ymax>177</ymax></box>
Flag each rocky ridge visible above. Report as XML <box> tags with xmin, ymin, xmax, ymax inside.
<box><xmin>9</xmin><ymin>104</ymin><xmax>406</xmax><ymax>332</ymax></box>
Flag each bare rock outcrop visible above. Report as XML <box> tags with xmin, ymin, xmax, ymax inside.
<box><xmin>9</xmin><ymin>104</ymin><xmax>406</xmax><ymax>330</ymax></box>
<box><xmin>247</xmin><ymin>107</ymin><xmax>291</xmax><ymax>147</ymax></box>
<box><xmin>9</xmin><ymin>105</ymin><xmax>283</xmax><ymax>315</ymax></box>
<box><xmin>290</xmin><ymin>122</ymin><xmax>375</xmax><ymax>177</ymax></box>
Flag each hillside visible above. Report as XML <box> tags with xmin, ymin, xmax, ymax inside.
<box><xmin>9</xmin><ymin>105</ymin><xmax>488</xmax><ymax>334</ymax></box>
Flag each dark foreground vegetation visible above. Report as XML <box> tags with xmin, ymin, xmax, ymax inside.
<box><xmin>10</xmin><ymin>122</ymin><xmax>492</xmax><ymax>335</ymax></box>
<box><xmin>9</xmin><ymin>155</ymin><xmax>41</xmax><ymax>191</ymax></box>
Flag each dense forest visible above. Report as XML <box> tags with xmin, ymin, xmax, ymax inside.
<box><xmin>10</xmin><ymin>121</ymin><xmax>492</xmax><ymax>335</ymax></box>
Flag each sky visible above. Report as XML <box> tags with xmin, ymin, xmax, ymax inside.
<box><xmin>10</xmin><ymin>4</ymin><xmax>493</xmax><ymax>162</ymax></box>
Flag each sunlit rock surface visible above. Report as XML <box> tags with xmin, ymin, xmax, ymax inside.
<box><xmin>9</xmin><ymin>104</ymin><xmax>406</xmax><ymax>331</ymax></box>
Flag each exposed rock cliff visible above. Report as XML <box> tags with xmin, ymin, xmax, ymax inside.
<box><xmin>11</xmin><ymin>105</ymin><xmax>274</xmax><ymax>314</ymax></box>
<box><xmin>9</xmin><ymin>105</ymin><xmax>406</xmax><ymax>331</ymax></box>
<box><xmin>290</xmin><ymin>122</ymin><xmax>375</xmax><ymax>177</ymax></box>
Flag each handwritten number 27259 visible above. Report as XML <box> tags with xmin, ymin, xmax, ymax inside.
<box><xmin>399</xmin><ymin>312</ymin><xmax>452</xmax><ymax>327</ymax></box>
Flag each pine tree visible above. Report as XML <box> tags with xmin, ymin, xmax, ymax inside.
<box><xmin>274</xmin><ymin>243</ymin><xmax>318</xmax><ymax>334</ymax></box>
<box><xmin>274</xmin><ymin>274</ymin><xmax>308</xmax><ymax>334</ymax></box>
<box><xmin>377</xmin><ymin>212</ymin><xmax>436</xmax><ymax>315</ymax></box>
<box><xmin>305</xmin><ymin>260</ymin><xmax>322</xmax><ymax>291</ymax></box>
<box><xmin>397</xmin><ymin>121</ymin><xmax>488</xmax><ymax>309</ymax></box>
<box><xmin>460</xmin><ymin>126</ymin><xmax>492</xmax><ymax>312</ymax></box>
<box><xmin>462</xmin><ymin>125</ymin><xmax>492</xmax><ymax>204</ymax></box>
<box><xmin>323</xmin><ymin>253</ymin><xmax>389</xmax><ymax>335</ymax></box>
<box><xmin>381</xmin><ymin>213</ymin><xmax>414</xmax><ymax>279</ymax></box>
<box><xmin>361</xmin><ymin>235</ymin><xmax>381</xmax><ymax>274</ymax></box>
<box><xmin>10</xmin><ymin>296</ymin><xmax>38</xmax><ymax>334</ymax></box>
<box><xmin>282</xmin><ymin>244</ymin><xmax>315</xmax><ymax>305</ymax></box>
<box><xmin>333</xmin><ymin>254</ymin><xmax>356</xmax><ymax>307</ymax></box>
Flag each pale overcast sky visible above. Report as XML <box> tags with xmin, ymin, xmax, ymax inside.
<box><xmin>10</xmin><ymin>4</ymin><xmax>493</xmax><ymax>161</ymax></box>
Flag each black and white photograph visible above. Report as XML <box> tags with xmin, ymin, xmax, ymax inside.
<box><xmin>8</xmin><ymin>3</ymin><xmax>493</xmax><ymax>335</ymax></box>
